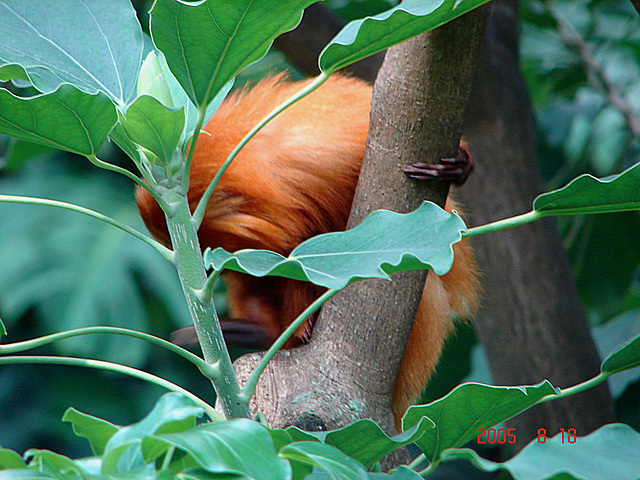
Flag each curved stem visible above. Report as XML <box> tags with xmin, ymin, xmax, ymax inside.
<box><xmin>463</xmin><ymin>210</ymin><xmax>542</xmax><ymax>238</ymax></box>
<box><xmin>242</xmin><ymin>288</ymin><xmax>339</xmax><ymax>401</ymax></box>
<box><xmin>407</xmin><ymin>453</ymin><xmax>427</xmax><ymax>471</ymax></box>
<box><xmin>418</xmin><ymin>459</ymin><xmax>439</xmax><ymax>477</ymax></box>
<box><xmin>0</xmin><ymin>194</ymin><xmax>174</xmax><ymax>262</ymax></box>
<box><xmin>89</xmin><ymin>155</ymin><xmax>164</xmax><ymax>206</ymax></box>
<box><xmin>538</xmin><ymin>372</ymin><xmax>609</xmax><ymax>404</ymax></box>
<box><xmin>0</xmin><ymin>355</ymin><xmax>221</xmax><ymax>421</ymax></box>
<box><xmin>192</xmin><ymin>72</ymin><xmax>331</xmax><ymax>229</ymax></box>
<box><xmin>0</xmin><ymin>326</ymin><xmax>209</xmax><ymax>373</ymax></box>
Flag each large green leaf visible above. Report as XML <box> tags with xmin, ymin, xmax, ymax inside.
<box><xmin>562</xmin><ymin>212</ymin><xmax>640</xmax><ymax>316</ymax></box>
<box><xmin>279</xmin><ymin>441</ymin><xmax>368</xmax><ymax>480</ymax></box>
<box><xmin>402</xmin><ymin>381</ymin><xmax>558</xmax><ymax>463</ymax></box>
<box><xmin>319</xmin><ymin>0</ymin><xmax>491</xmax><ymax>73</ymax></box>
<box><xmin>205</xmin><ymin>202</ymin><xmax>466</xmax><ymax>290</ymax></box>
<box><xmin>150</xmin><ymin>0</ymin><xmax>316</xmax><ymax>109</ymax></box>
<box><xmin>323</xmin><ymin>418</ymin><xmax>433</xmax><ymax>469</ymax></box>
<box><xmin>149</xmin><ymin>418</ymin><xmax>290</xmax><ymax>480</ymax></box>
<box><xmin>0</xmin><ymin>0</ymin><xmax>143</xmax><ymax>105</ymax></box>
<box><xmin>0</xmin><ymin>85</ymin><xmax>116</xmax><ymax>157</ymax></box>
<box><xmin>534</xmin><ymin>162</ymin><xmax>640</xmax><ymax>215</ymax></box>
<box><xmin>441</xmin><ymin>424</ymin><xmax>640</xmax><ymax>480</ymax></box>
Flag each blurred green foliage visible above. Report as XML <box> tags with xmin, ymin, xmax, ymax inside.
<box><xmin>0</xmin><ymin>0</ymin><xmax>639</xmax><ymax>459</ymax></box>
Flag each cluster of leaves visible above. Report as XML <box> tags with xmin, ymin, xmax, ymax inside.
<box><xmin>1</xmin><ymin>331</ymin><xmax>640</xmax><ymax>479</ymax></box>
<box><xmin>0</xmin><ymin>0</ymin><xmax>640</xmax><ymax>478</ymax></box>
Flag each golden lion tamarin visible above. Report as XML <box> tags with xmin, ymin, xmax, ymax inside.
<box><xmin>136</xmin><ymin>74</ymin><xmax>479</xmax><ymax>423</ymax></box>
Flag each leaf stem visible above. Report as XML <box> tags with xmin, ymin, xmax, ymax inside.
<box><xmin>192</xmin><ymin>72</ymin><xmax>331</xmax><ymax>229</ymax></box>
<box><xmin>242</xmin><ymin>288</ymin><xmax>339</xmax><ymax>401</ymax></box>
<box><xmin>0</xmin><ymin>194</ymin><xmax>174</xmax><ymax>262</ymax></box>
<box><xmin>418</xmin><ymin>459</ymin><xmax>439</xmax><ymax>478</ymax></box>
<box><xmin>0</xmin><ymin>326</ymin><xmax>209</xmax><ymax>373</ymax></box>
<box><xmin>463</xmin><ymin>210</ymin><xmax>542</xmax><ymax>238</ymax></box>
<box><xmin>538</xmin><ymin>372</ymin><xmax>609</xmax><ymax>404</ymax></box>
<box><xmin>89</xmin><ymin>155</ymin><xmax>164</xmax><ymax>206</ymax></box>
<box><xmin>0</xmin><ymin>355</ymin><xmax>220</xmax><ymax>420</ymax></box>
<box><xmin>164</xmin><ymin>197</ymin><xmax>249</xmax><ymax>419</ymax></box>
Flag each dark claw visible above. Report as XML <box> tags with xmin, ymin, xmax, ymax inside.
<box><xmin>403</xmin><ymin>145</ymin><xmax>473</xmax><ymax>186</ymax></box>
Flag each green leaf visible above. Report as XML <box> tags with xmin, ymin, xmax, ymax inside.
<box><xmin>319</xmin><ymin>0</ymin><xmax>491</xmax><ymax>73</ymax></box>
<box><xmin>0</xmin><ymin>64</ymin><xmax>29</xmax><ymax>83</ymax></box>
<box><xmin>403</xmin><ymin>381</ymin><xmax>558</xmax><ymax>463</ymax></box>
<box><xmin>322</xmin><ymin>418</ymin><xmax>433</xmax><ymax>468</ymax></box>
<box><xmin>0</xmin><ymin>85</ymin><xmax>116</xmax><ymax>157</ymax></box>
<box><xmin>120</xmin><ymin>95</ymin><xmax>185</xmax><ymax>164</ymax></box>
<box><xmin>0</xmin><ymin>449</ymin><xmax>27</xmax><ymax>469</ymax></box>
<box><xmin>279</xmin><ymin>441</ymin><xmax>368</xmax><ymax>480</ymax></box>
<box><xmin>534</xmin><ymin>162</ymin><xmax>640</xmax><ymax>215</ymax></box>
<box><xmin>0</xmin><ymin>0</ymin><xmax>144</xmax><ymax>105</ymax></box>
<box><xmin>136</xmin><ymin>51</ymin><xmax>234</xmax><ymax>140</ymax></box>
<box><xmin>150</xmin><ymin>419</ymin><xmax>290</xmax><ymax>479</ymax></box>
<box><xmin>592</xmin><ymin>314</ymin><xmax>640</xmax><ymax>398</ymax></box>
<box><xmin>205</xmin><ymin>202</ymin><xmax>466</xmax><ymax>290</ymax></box>
<box><xmin>150</xmin><ymin>0</ymin><xmax>316</xmax><ymax>109</ymax></box>
<box><xmin>105</xmin><ymin>392</ymin><xmax>203</xmax><ymax>449</ymax></box>
<box><xmin>441</xmin><ymin>424</ymin><xmax>640</xmax><ymax>480</ymax></box>
<box><xmin>23</xmin><ymin>450</ymin><xmax>87</xmax><ymax>478</ymax></box>
<box><xmin>62</xmin><ymin>407</ymin><xmax>119</xmax><ymax>456</ymax></box>
<box><xmin>2</xmin><ymin>138</ymin><xmax>57</xmax><ymax>171</ymax></box>
<box><xmin>0</xmin><ymin>471</ymin><xmax>56</xmax><ymax>479</ymax></box>
<box><xmin>601</xmin><ymin>333</ymin><xmax>640</xmax><ymax>375</ymax></box>
<box><xmin>563</xmin><ymin>212</ymin><xmax>640</xmax><ymax>316</ymax></box>
<box><xmin>100</xmin><ymin>394</ymin><xmax>203</xmax><ymax>475</ymax></box>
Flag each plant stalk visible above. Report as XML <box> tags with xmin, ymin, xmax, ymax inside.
<box><xmin>164</xmin><ymin>195</ymin><xmax>249</xmax><ymax>419</ymax></box>
<box><xmin>463</xmin><ymin>210</ymin><xmax>542</xmax><ymax>238</ymax></box>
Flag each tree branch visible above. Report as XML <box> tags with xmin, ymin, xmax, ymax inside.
<box><xmin>233</xmin><ymin>8</ymin><xmax>490</xmax><ymax>471</ymax></box>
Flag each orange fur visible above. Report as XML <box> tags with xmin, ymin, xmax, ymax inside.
<box><xmin>136</xmin><ymin>74</ymin><xmax>480</xmax><ymax>426</ymax></box>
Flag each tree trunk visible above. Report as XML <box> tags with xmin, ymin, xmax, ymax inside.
<box><xmin>234</xmin><ymin>7</ymin><xmax>489</xmax><ymax>468</ymax></box>
<box><xmin>245</xmin><ymin>0</ymin><xmax>617</xmax><ymax>457</ymax></box>
<box><xmin>460</xmin><ymin>0</ymin><xmax>615</xmax><ymax>447</ymax></box>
